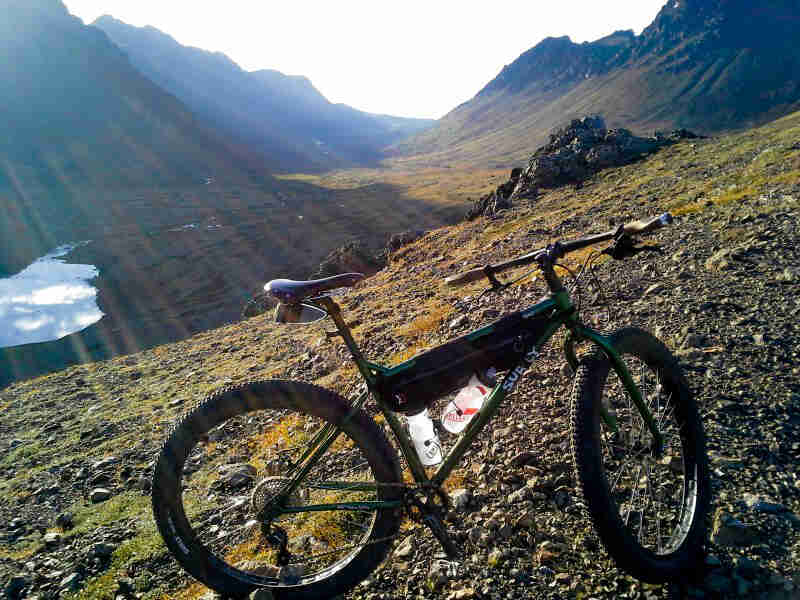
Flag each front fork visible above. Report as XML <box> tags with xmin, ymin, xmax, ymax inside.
<box><xmin>564</xmin><ymin>327</ymin><xmax>663</xmax><ymax>451</ymax></box>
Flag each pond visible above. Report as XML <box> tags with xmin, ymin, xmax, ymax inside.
<box><xmin>0</xmin><ymin>243</ymin><xmax>104</xmax><ymax>348</ymax></box>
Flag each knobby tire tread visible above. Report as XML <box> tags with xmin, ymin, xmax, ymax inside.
<box><xmin>569</xmin><ymin>328</ymin><xmax>711</xmax><ymax>583</ymax></box>
<box><xmin>152</xmin><ymin>379</ymin><xmax>403</xmax><ymax>600</ymax></box>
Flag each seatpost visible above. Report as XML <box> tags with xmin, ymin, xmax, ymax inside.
<box><xmin>315</xmin><ymin>296</ymin><xmax>367</xmax><ymax>363</ymax></box>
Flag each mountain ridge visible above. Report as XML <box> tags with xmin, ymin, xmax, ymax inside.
<box><xmin>394</xmin><ymin>0</ymin><xmax>800</xmax><ymax>167</ymax></box>
<box><xmin>0</xmin><ymin>0</ymin><xmax>272</xmax><ymax>275</ymax></box>
<box><xmin>93</xmin><ymin>15</ymin><xmax>435</xmax><ymax>172</ymax></box>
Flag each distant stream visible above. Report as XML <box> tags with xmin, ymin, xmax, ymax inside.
<box><xmin>0</xmin><ymin>243</ymin><xmax>104</xmax><ymax>348</ymax></box>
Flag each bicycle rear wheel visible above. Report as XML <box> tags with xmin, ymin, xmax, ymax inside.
<box><xmin>570</xmin><ymin>328</ymin><xmax>710</xmax><ymax>583</ymax></box>
<box><xmin>152</xmin><ymin>380</ymin><xmax>403</xmax><ymax>599</ymax></box>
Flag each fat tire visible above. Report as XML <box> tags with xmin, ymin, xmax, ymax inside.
<box><xmin>570</xmin><ymin>328</ymin><xmax>710</xmax><ymax>583</ymax></box>
<box><xmin>152</xmin><ymin>380</ymin><xmax>403</xmax><ymax>599</ymax></box>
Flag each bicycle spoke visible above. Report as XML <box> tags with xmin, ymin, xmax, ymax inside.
<box><xmin>175</xmin><ymin>405</ymin><xmax>387</xmax><ymax>585</ymax></box>
<box><xmin>598</xmin><ymin>355</ymin><xmax>692</xmax><ymax>555</ymax></box>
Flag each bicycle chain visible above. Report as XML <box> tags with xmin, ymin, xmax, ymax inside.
<box><xmin>259</xmin><ymin>483</ymin><xmax>449</xmax><ymax>566</ymax></box>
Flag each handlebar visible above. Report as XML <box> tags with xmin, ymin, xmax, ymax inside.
<box><xmin>445</xmin><ymin>212</ymin><xmax>673</xmax><ymax>287</ymax></box>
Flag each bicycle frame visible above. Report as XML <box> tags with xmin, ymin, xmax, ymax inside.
<box><xmin>273</xmin><ymin>287</ymin><xmax>663</xmax><ymax>514</ymax></box>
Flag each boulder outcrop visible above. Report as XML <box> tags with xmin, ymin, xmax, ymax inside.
<box><xmin>467</xmin><ymin>116</ymin><xmax>700</xmax><ymax>219</ymax></box>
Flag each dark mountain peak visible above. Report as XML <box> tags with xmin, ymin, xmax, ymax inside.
<box><xmin>93</xmin><ymin>14</ymin><xmax>123</xmax><ymax>26</ymax></box>
<box><xmin>539</xmin><ymin>35</ymin><xmax>573</xmax><ymax>46</ymax></box>
<box><xmin>480</xmin><ymin>31</ymin><xmax>630</xmax><ymax>96</ymax></box>
<box><xmin>592</xmin><ymin>29</ymin><xmax>636</xmax><ymax>47</ymax></box>
<box><xmin>636</xmin><ymin>0</ymin><xmax>800</xmax><ymax>58</ymax></box>
<box><xmin>251</xmin><ymin>69</ymin><xmax>323</xmax><ymax>98</ymax></box>
<box><xmin>399</xmin><ymin>0</ymin><xmax>800</xmax><ymax>166</ymax></box>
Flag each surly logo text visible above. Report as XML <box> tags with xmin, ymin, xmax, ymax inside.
<box><xmin>501</xmin><ymin>347</ymin><xmax>540</xmax><ymax>392</ymax></box>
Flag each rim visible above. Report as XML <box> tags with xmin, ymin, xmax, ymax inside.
<box><xmin>177</xmin><ymin>407</ymin><xmax>381</xmax><ymax>586</ymax></box>
<box><xmin>598</xmin><ymin>356</ymin><xmax>696</xmax><ymax>556</ymax></box>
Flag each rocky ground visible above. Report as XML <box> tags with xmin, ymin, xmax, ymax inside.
<box><xmin>1</xmin><ymin>113</ymin><xmax>799</xmax><ymax>600</ymax></box>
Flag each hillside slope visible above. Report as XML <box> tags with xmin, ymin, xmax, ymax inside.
<box><xmin>395</xmin><ymin>0</ymin><xmax>800</xmax><ymax>167</ymax></box>
<box><xmin>0</xmin><ymin>111</ymin><xmax>798</xmax><ymax>599</ymax></box>
<box><xmin>0</xmin><ymin>1</ymin><xmax>458</xmax><ymax>388</ymax></box>
<box><xmin>94</xmin><ymin>16</ymin><xmax>435</xmax><ymax>172</ymax></box>
<box><xmin>0</xmin><ymin>0</ymin><xmax>273</xmax><ymax>276</ymax></box>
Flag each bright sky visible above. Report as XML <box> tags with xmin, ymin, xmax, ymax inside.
<box><xmin>62</xmin><ymin>1</ymin><xmax>666</xmax><ymax>120</ymax></box>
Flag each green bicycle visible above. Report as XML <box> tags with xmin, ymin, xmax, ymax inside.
<box><xmin>152</xmin><ymin>213</ymin><xmax>711</xmax><ymax>599</ymax></box>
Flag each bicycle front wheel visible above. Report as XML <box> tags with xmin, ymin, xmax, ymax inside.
<box><xmin>570</xmin><ymin>328</ymin><xmax>710</xmax><ymax>583</ymax></box>
<box><xmin>152</xmin><ymin>380</ymin><xmax>403</xmax><ymax>599</ymax></box>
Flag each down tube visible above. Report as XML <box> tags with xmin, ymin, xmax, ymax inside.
<box><xmin>430</xmin><ymin>320</ymin><xmax>563</xmax><ymax>487</ymax></box>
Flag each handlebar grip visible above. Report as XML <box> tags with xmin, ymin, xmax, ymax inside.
<box><xmin>623</xmin><ymin>212</ymin><xmax>673</xmax><ymax>235</ymax></box>
<box><xmin>444</xmin><ymin>267</ymin><xmax>487</xmax><ymax>287</ymax></box>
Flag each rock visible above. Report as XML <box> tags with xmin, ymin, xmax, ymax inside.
<box><xmin>394</xmin><ymin>536</ymin><xmax>415</xmax><ymax>559</ymax></box>
<box><xmin>643</xmin><ymin>282</ymin><xmax>666</xmax><ymax>297</ymax></box>
<box><xmin>59</xmin><ymin>572</ymin><xmax>82</xmax><ymax>592</ymax></box>
<box><xmin>552</xmin><ymin>488</ymin><xmax>570</xmax><ymax>509</ymax></box>
<box><xmin>386</xmin><ymin>230</ymin><xmax>424</xmax><ymax>253</ymax></box>
<box><xmin>463</xmin><ymin>116</ymin><xmax>699</xmax><ymax>218</ymax></box>
<box><xmin>742</xmin><ymin>493</ymin><xmax>787</xmax><ymax>514</ymax></box>
<box><xmin>682</xmin><ymin>332</ymin><xmax>706</xmax><ymax>349</ymax></box>
<box><xmin>535</xmin><ymin>540</ymin><xmax>566</xmax><ymax>565</ymax></box>
<box><xmin>487</xmin><ymin>548</ymin><xmax>504</xmax><ymax>566</ymax></box>
<box><xmin>513</xmin><ymin>508</ymin><xmax>536</xmax><ymax>529</ymax></box>
<box><xmin>466</xmin><ymin>168</ymin><xmax>523</xmax><ymax>219</ymax></box>
<box><xmin>711</xmin><ymin>512</ymin><xmax>761</xmax><ymax>547</ymax></box>
<box><xmin>507</xmin><ymin>486</ymin><xmax>530</xmax><ymax>504</ymax></box>
<box><xmin>311</xmin><ymin>240</ymin><xmax>384</xmax><ymax>279</ymax></box>
<box><xmin>704</xmin><ymin>570</ymin><xmax>734</xmax><ymax>594</ymax></box>
<box><xmin>448</xmin><ymin>588</ymin><xmax>476</xmax><ymax>600</ymax></box>
<box><xmin>777</xmin><ymin>267</ymin><xmax>797</xmax><ymax>282</ymax></box>
<box><xmin>89</xmin><ymin>488</ymin><xmax>112</xmax><ymax>503</ymax></box>
<box><xmin>217</xmin><ymin>463</ymin><xmax>257</xmax><ymax>488</ymax></box>
<box><xmin>89</xmin><ymin>542</ymin><xmax>116</xmax><ymax>559</ymax></box>
<box><xmin>137</xmin><ymin>475</ymin><xmax>151</xmax><ymax>491</ymax></box>
<box><xmin>467</xmin><ymin>525</ymin><xmax>485</xmax><ymax>543</ymax></box>
<box><xmin>449</xmin><ymin>315</ymin><xmax>469</xmax><ymax>330</ymax></box>
<box><xmin>116</xmin><ymin>577</ymin><xmax>136</xmax><ymax>595</ymax></box>
<box><xmin>427</xmin><ymin>559</ymin><xmax>455</xmax><ymax>590</ymax></box>
<box><xmin>509</xmin><ymin>450</ymin><xmax>537</xmax><ymax>467</ymax></box>
<box><xmin>4</xmin><ymin>575</ymin><xmax>30</xmax><ymax>599</ymax></box>
<box><xmin>55</xmin><ymin>512</ymin><xmax>73</xmax><ymax>530</ymax></box>
<box><xmin>705</xmin><ymin>249</ymin><xmax>732</xmax><ymax>271</ymax></box>
<box><xmin>242</xmin><ymin>292</ymin><xmax>278</xmax><ymax>318</ymax></box>
<box><xmin>91</xmin><ymin>456</ymin><xmax>119</xmax><ymax>470</ymax></box>
<box><xmin>43</xmin><ymin>532</ymin><xmax>62</xmax><ymax>546</ymax></box>
<box><xmin>734</xmin><ymin>556</ymin><xmax>760</xmax><ymax>578</ymax></box>
<box><xmin>450</xmin><ymin>488</ymin><xmax>471</xmax><ymax>511</ymax></box>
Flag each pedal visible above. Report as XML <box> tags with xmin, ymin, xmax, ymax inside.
<box><xmin>422</xmin><ymin>513</ymin><xmax>461</xmax><ymax>560</ymax></box>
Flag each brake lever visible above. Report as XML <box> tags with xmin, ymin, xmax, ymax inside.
<box><xmin>477</xmin><ymin>271</ymin><xmax>515</xmax><ymax>300</ymax></box>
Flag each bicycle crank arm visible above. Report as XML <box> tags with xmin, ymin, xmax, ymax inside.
<box><xmin>422</xmin><ymin>513</ymin><xmax>461</xmax><ymax>560</ymax></box>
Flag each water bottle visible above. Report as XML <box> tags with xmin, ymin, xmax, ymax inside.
<box><xmin>406</xmin><ymin>409</ymin><xmax>443</xmax><ymax>466</ymax></box>
<box><xmin>441</xmin><ymin>370</ymin><xmax>495</xmax><ymax>434</ymax></box>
